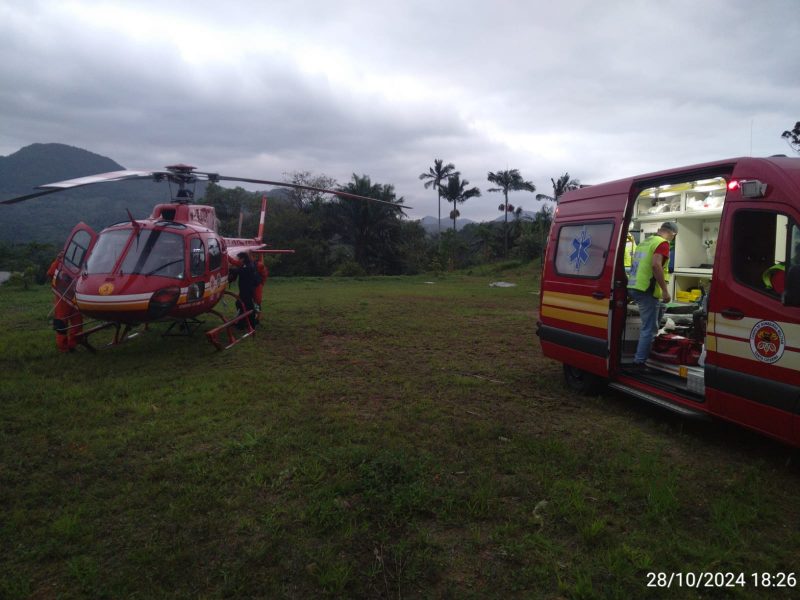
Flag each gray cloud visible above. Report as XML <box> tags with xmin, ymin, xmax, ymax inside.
<box><xmin>0</xmin><ymin>0</ymin><xmax>797</xmax><ymax>222</ymax></box>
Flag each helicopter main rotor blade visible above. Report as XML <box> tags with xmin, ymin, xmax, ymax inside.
<box><xmin>1</xmin><ymin>166</ymin><xmax>412</xmax><ymax>210</ymax></box>
<box><xmin>37</xmin><ymin>170</ymin><xmax>157</xmax><ymax>190</ymax></box>
<box><xmin>1</xmin><ymin>188</ymin><xmax>63</xmax><ymax>205</ymax></box>
<box><xmin>201</xmin><ymin>173</ymin><xmax>411</xmax><ymax>209</ymax></box>
<box><xmin>0</xmin><ymin>170</ymin><xmax>157</xmax><ymax>205</ymax></box>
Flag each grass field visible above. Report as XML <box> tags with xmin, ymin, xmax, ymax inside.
<box><xmin>1</xmin><ymin>262</ymin><xmax>799</xmax><ymax>599</ymax></box>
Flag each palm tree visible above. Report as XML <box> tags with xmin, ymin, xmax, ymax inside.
<box><xmin>536</xmin><ymin>172</ymin><xmax>580</xmax><ymax>203</ymax></box>
<box><xmin>487</xmin><ymin>169</ymin><xmax>536</xmax><ymax>258</ymax></box>
<box><xmin>534</xmin><ymin>203</ymin><xmax>554</xmax><ymax>252</ymax></box>
<box><xmin>439</xmin><ymin>174</ymin><xmax>481</xmax><ymax>232</ymax></box>
<box><xmin>419</xmin><ymin>159</ymin><xmax>459</xmax><ymax>236</ymax></box>
<box><xmin>782</xmin><ymin>121</ymin><xmax>800</xmax><ymax>154</ymax></box>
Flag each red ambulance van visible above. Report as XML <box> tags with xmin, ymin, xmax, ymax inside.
<box><xmin>537</xmin><ymin>156</ymin><xmax>800</xmax><ymax>446</ymax></box>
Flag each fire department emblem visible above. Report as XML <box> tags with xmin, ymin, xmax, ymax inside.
<box><xmin>749</xmin><ymin>320</ymin><xmax>785</xmax><ymax>364</ymax></box>
<box><xmin>98</xmin><ymin>282</ymin><xmax>115</xmax><ymax>296</ymax></box>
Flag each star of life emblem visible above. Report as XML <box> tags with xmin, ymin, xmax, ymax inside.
<box><xmin>569</xmin><ymin>227</ymin><xmax>592</xmax><ymax>273</ymax></box>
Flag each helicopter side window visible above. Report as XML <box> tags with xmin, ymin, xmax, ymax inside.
<box><xmin>208</xmin><ymin>238</ymin><xmax>222</xmax><ymax>271</ymax></box>
<box><xmin>64</xmin><ymin>230</ymin><xmax>92</xmax><ymax>270</ymax></box>
<box><xmin>190</xmin><ymin>238</ymin><xmax>206</xmax><ymax>277</ymax></box>
<box><xmin>86</xmin><ymin>229</ymin><xmax>131</xmax><ymax>274</ymax></box>
<box><xmin>119</xmin><ymin>229</ymin><xmax>185</xmax><ymax>278</ymax></box>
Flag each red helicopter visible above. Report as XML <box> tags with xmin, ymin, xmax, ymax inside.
<box><xmin>1</xmin><ymin>164</ymin><xmax>404</xmax><ymax>350</ymax></box>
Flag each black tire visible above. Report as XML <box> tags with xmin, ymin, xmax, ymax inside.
<box><xmin>562</xmin><ymin>364</ymin><xmax>606</xmax><ymax>395</ymax></box>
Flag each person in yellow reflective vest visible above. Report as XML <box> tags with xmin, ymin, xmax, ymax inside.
<box><xmin>762</xmin><ymin>263</ymin><xmax>786</xmax><ymax>294</ymax></box>
<box><xmin>627</xmin><ymin>222</ymin><xmax>677</xmax><ymax>369</ymax></box>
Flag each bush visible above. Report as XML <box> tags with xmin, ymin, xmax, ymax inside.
<box><xmin>6</xmin><ymin>267</ymin><xmax>37</xmax><ymax>290</ymax></box>
<box><xmin>512</xmin><ymin>233</ymin><xmax>543</xmax><ymax>261</ymax></box>
<box><xmin>333</xmin><ymin>260</ymin><xmax>367</xmax><ymax>277</ymax></box>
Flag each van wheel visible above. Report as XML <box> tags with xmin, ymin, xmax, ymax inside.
<box><xmin>563</xmin><ymin>364</ymin><xmax>605</xmax><ymax>395</ymax></box>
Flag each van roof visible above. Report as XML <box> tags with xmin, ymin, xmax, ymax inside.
<box><xmin>559</xmin><ymin>156</ymin><xmax>800</xmax><ymax>204</ymax></box>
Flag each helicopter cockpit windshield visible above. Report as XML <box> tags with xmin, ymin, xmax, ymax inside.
<box><xmin>85</xmin><ymin>228</ymin><xmax>185</xmax><ymax>278</ymax></box>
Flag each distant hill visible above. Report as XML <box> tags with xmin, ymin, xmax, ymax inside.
<box><xmin>418</xmin><ymin>215</ymin><xmax>476</xmax><ymax>234</ymax></box>
<box><xmin>0</xmin><ymin>143</ymin><xmax>204</xmax><ymax>244</ymax></box>
<box><xmin>0</xmin><ymin>143</ymin><xmax>124</xmax><ymax>190</ymax></box>
<box><xmin>491</xmin><ymin>209</ymin><xmax>542</xmax><ymax>223</ymax></box>
<box><xmin>417</xmin><ymin>207</ymin><xmax>551</xmax><ymax>234</ymax></box>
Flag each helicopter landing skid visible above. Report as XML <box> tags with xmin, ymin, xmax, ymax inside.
<box><xmin>205</xmin><ymin>309</ymin><xmax>256</xmax><ymax>351</ymax></box>
<box><xmin>163</xmin><ymin>318</ymin><xmax>204</xmax><ymax>337</ymax></box>
<box><xmin>78</xmin><ymin>321</ymin><xmax>142</xmax><ymax>352</ymax></box>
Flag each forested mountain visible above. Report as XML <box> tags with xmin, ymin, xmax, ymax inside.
<box><xmin>0</xmin><ymin>143</ymin><xmax>201</xmax><ymax>243</ymax></box>
<box><xmin>1</xmin><ymin>143</ymin><xmax>555</xmax><ymax>279</ymax></box>
<box><xmin>0</xmin><ymin>143</ymin><xmax>122</xmax><ymax>189</ymax></box>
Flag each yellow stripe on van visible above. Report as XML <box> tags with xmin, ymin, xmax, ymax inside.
<box><xmin>541</xmin><ymin>291</ymin><xmax>607</xmax><ymax>315</ymax></box>
<box><xmin>541</xmin><ymin>291</ymin><xmax>609</xmax><ymax>329</ymax></box>
<box><xmin>540</xmin><ymin>305</ymin><xmax>609</xmax><ymax>329</ymax></box>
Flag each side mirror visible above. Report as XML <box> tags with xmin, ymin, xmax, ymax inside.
<box><xmin>784</xmin><ymin>265</ymin><xmax>800</xmax><ymax>306</ymax></box>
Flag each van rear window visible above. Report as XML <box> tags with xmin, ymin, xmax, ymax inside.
<box><xmin>554</xmin><ymin>222</ymin><xmax>614</xmax><ymax>278</ymax></box>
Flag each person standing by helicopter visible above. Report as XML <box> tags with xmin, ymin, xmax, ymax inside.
<box><xmin>47</xmin><ymin>251</ymin><xmax>83</xmax><ymax>352</ymax></box>
<box><xmin>232</xmin><ymin>251</ymin><xmax>261</xmax><ymax>329</ymax></box>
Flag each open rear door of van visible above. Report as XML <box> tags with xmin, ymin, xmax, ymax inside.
<box><xmin>538</xmin><ymin>184</ymin><xmax>630</xmax><ymax>387</ymax></box>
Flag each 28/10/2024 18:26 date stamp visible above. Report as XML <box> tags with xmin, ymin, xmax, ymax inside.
<box><xmin>646</xmin><ymin>572</ymin><xmax>797</xmax><ymax>589</ymax></box>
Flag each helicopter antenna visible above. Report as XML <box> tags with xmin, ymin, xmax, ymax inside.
<box><xmin>126</xmin><ymin>209</ymin><xmax>141</xmax><ymax>231</ymax></box>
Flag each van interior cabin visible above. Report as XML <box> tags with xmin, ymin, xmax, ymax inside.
<box><xmin>620</xmin><ymin>174</ymin><xmax>796</xmax><ymax>397</ymax></box>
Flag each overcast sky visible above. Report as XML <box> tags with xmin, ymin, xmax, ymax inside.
<box><xmin>1</xmin><ymin>0</ymin><xmax>797</xmax><ymax>222</ymax></box>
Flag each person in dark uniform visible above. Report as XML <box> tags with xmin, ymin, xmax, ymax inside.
<box><xmin>233</xmin><ymin>252</ymin><xmax>260</xmax><ymax>328</ymax></box>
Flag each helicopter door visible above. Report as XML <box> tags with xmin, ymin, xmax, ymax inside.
<box><xmin>186</xmin><ymin>236</ymin><xmax>207</xmax><ymax>302</ymax></box>
<box><xmin>60</xmin><ymin>222</ymin><xmax>98</xmax><ymax>278</ymax></box>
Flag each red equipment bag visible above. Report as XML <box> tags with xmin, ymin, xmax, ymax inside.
<box><xmin>649</xmin><ymin>333</ymin><xmax>701</xmax><ymax>365</ymax></box>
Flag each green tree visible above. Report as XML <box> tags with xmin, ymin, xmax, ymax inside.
<box><xmin>439</xmin><ymin>229</ymin><xmax>470</xmax><ymax>270</ymax></box>
<box><xmin>536</xmin><ymin>172</ymin><xmax>580</xmax><ymax>203</ymax></box>
<box><xmin>782</xmin><ymin>121</ymin><xmax>800</xmax><ymax>154</ymax></box>
<box><xmin>396</xmin><ymin>220</ymin><xmax>432</xmax><ymax>275</ymax></box>
<box><xmin>332</xmin><ymin>174</ymin><xmax>408</xmax><ymax>274</ymax></box>
<box><xmin>468</xmin><ymin>222</ymin><xmax>501</xmax><ymax>263</ymax></box>
<box><xmin>419</xmin><ymin>159</ymin><xmax>459</xmax><ymax>237</ymax></box>
<box><xmin>439</xmin><ymin>174</ymin><xmax>481</xmax><ymax>233</ymax></box>
<box><xmin>203</xmin><ymin>183</ymin><xmax>262</xmax><ymax>237</ymax></box>
<box><xmin>282</xmin><ymin>170</ymin><xmax>338</xmax><ymax>210</ymax></box>
<box><xmin>509</xmin><ymin>204</ymin><xmax>553</xmax><ymax>261</ymax></box>
<box><xmin>0</xmin><ymin>241</ymin><xmax>59</xmax><ymax>284</ymax></box>
<box><xmin>487</xmin><ymin>169</ymin><xmax>536</xmax><ymax>258</ymax></box>
<box><xmin>266</xmin><ymin>200</ymin><xmax>332</xmax><ymax>276</ymax></box>
<box><xmin>7</xmin><ymin>266</ymin><xmax>37</xmax><ymax>290</ymax></box>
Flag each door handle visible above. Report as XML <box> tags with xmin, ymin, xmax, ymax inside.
<box><xmin>592</xmin><ymin>291</ymin><xmax>605</xmax><ymax>299</ymax></box>
<box><xmin>721</xmin><ymin>308</ymin><xmax>744</xmax><ymax>320</ymax></box>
